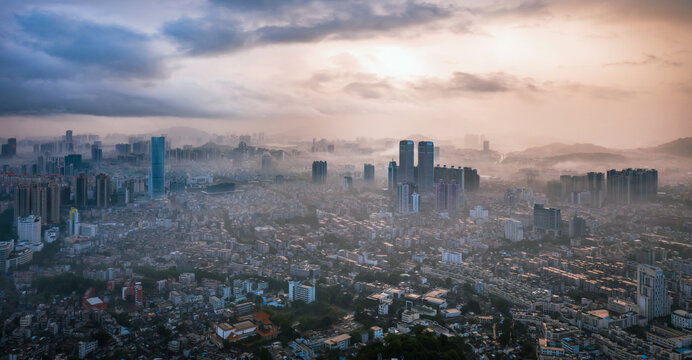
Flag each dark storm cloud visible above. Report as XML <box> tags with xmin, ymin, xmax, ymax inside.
<box><xmin>163</xmin><ymin>1</ymin><xmax>452</xmax><ymax>55</ymax></box>
<box><xmin>0</xmin><ymin>10</ymin><xmax>198</xmax><ymax>117</ymax></box>
<box><xmin>0</xmin><ymin>79</ymin><xmax>217</xmax><ymax>117</ymax></box>
<box><xmin>15</xmin><ymin>10</ymin><xmax>166</xmax><ymax>79</ymax></box>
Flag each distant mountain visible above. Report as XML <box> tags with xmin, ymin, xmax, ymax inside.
<box><xmin>647</xmin><ymin>137</ymin><xmax>692</xmax><ymax>157</ymax></box>
<box><xmin>502</xmin><ymin>142</ymin><xmax>618</xmax><ymax>163</ymax></box>
<box><xmin>514</xmin><ymin>142</ymin><xmax>613</xmax><ymax>156</ymax></box>
<box><xmin>542</xmin><ymin>152</ymin><xmax>626</xmax><ymax>164</ymax></box>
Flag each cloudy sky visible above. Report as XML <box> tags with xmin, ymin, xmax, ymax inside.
<box><xmin>0</xmin><ymin>0</ymin><xmax>690</xmax><ymax>148</ymax></box>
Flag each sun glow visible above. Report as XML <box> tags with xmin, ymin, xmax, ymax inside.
<box><xmin>367</xmin><ymin>46</ymin><xmax>423</xmax><ymax>78</ymax></box>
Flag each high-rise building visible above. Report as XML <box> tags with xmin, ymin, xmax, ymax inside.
<box><xmin>150</xmin><ymin>137</ymin><xmax>166</xmax><ymax>198</ymax></box>
<box><xmin>504</xmin><ymin>219</ymin><xmax>524</xmax><ymax>242</ymax></box>
<box><xmin>1</xmin><ymin>138</ymin><xmax>17</xmax><ymax>157</ymax></box>
<box><xmin>288</xmin><ymin>281</ymin><xmax>316</xmax><ymax>303</ymax></box>
<box><xmin>411</xmin><ymin>193</ymin><xmax>420</xmax><ymax>213</ymax></box>
<box><xmin>343</xmin><ymin>176</ymin><xmax>353</xmax><ymax>192</ymax></box>
<box><xmin>568</xmin><ymin>216</ymin><xmax>586</xmax><ymax>239</ymax></box>
<box><xmin>637</xmin><ymin>264</ymin><xmax>670</xmax><ymax>320</ymax></box>
<box><xmin>462</xmin><ymin>167</ymin><xmax>480</xmax><ymax>192</ymax></box>
<box><xmin>397</xmin><ymin>183</ymin><xmax>411</xmax><ymax>214</ymax></box>
<box><xmin>91</xmin><ymin>144</ymin><xmax>102</xmax><ymax>162</ymax></box>
<box><xmin>64</xmin><ymin>154</ymin><xmax>82</xmax><ymax>176</ymax></box>
<box><xmin>65</xmin><ymin>130</ymin><xmax>73</xmax><ymax>144</ymax></box>
<box><xmin>398</xmin><ymin>140</ymin><xmax>414</xmax><ymax>184</ymax></box>
<box><xmin>387</xmin><ymin>161</ymin><xmax>397</xmax><ymax>193</ymax></box>
<box><xmin>17</xmin><ymin>215</ymin><xmax>41</xmax><ymax>243</ymax></box>
<box><xmin>260</xmin><ymin>154</ymin><xmax>272</xmax><ymax>170</ymax></box>
<box><xmin>75</xmin><ymin>173</ymin><xmax>88</xmax><ymax>208</ymax></box>
<box><xmin>533</xmin><ymin>204</ymin><xmax>561</xmax><ymax>235</ymax></box>
<box><xmin>434</xmin><ymin>165</ymin><xmax>480</xmax><ymax>192</ymax></box>
<box><xmin>417</xmin><ymin>141</ymin><xmax>434</xmax><ymax>193</ymax></box>
<box><xmin>68</xmin><ymin>208</ymin><xmax>80</xmax><ymax>236</ymax></box>
<box><xmin>124</xmin><ymin>179</ymin><xmax>135</xmax><ymax>204</ymax></box>
<box><xmin>435</xmin><ymin>180</ymin><xmax>460</xmax><ymax>213</ymax></box>
<box><xmin>363</xmin><ymin>164</ymin><xmax>375</xmax><ymax>182</ymax></box>
<box><xmin>47</xmin><ymin>182</ymin><xmax>61</xmax><ymax>224</ymax></box>
<box><xmin>312</xmin><ymin>160</ymin><xmax>327</xmax><ymax>184</ymax></box>
<box><xmin>483</xmin><ymin>140</ymin><xmax>489</xmax><ymax>152</ymax></box>
<box><xmin>587</xmin><ymin>172</ymin><xmax>605</xmax><ymax>207</ymax></box>
<box><xmin>607</xmin><ymin>168</ymin><xmax>658</xmax><ymax>204</ymax></box>
<box><xmin>96</xmin><ymin>173</ymin><xmax>111</xmax><ymax>208</ymax></box>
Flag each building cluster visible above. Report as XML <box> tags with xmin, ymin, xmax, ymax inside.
<box><xmin>0</xmin><ymin>130</ymin><xmax>688</xmax><ymax>359</ymax></box>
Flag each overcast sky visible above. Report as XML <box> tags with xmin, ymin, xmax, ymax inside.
<box><xmin>0</xmin><ymin>0</ymin><xmax>690</xmax><ymax>148</ymax></box>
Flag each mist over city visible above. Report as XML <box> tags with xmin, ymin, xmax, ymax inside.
<box><xmin>0</xmin><ymin>0</ymin><xmax>691</xmax><ymax>359</ymax></box>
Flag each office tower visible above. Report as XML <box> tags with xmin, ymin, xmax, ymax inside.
<box><xmin>64</xmin><ymin>154</ymin><xmax>82</xmax><ymax>176</ymax></box>
<box><xmin>462</xmin><ymin>167</ymin><xmax>480</xmax><ymax>192</ymax></box>
<box><xmin>587</xmin><ymin>172</ymin><xmax>605</xmax><ymax>208</ymax></box>
<box><xmin>36</xmin><ymin>155</ymin><xmax>45</xmax><ymax>174</ymax></box>
<box><xmin>483</xmin><ymin>140</ymin><xmax>489</xmax><ymax>152</ymax></box>
<box><xmin>311</xmin><ymin>160</ymin><xmax>327</xmax><ymax>184</ymax></box>
<box><xmin>8</xmin><ymin>138</ymin><xmax>16</xmax><ymax>156</ymax></box>
<box><xmin>387</xmin><ymin>161</ymin><xmax>398</xmax><ymax>192</ymax></box>
<box><xmin>96</xmin><ymin>173</ymin><xmax>111</xmax><ymax>208</ymax></box>
<box><xmin>2</xmin><ymin>138</ymin><xmax>17</xmax><ymax>157</ymax></box>
<box><xmin>399</xmin><ymin>140</ymin><xmax>415</xmax><ymax>184</ymax></box>
<box><xmin>124</xmin><ymin>179</ymin><xmax>135</xmax><ymax>203</ymax></box>
<box><xmin>18</xmin><ymin>215</ymin><xmax>41</xmax><ymax>243</ymax></box>
<box><xmin>363</xmin><ymin>164</ymin><xmax>375</xmax><ymax>182</ymax></box>
<box><xmin>32</xmin><ymin>184</ymin><xmax>48</xmax><ymax>222</ymax></box>
<box><xmin>150</xmin><ymin>137</ymin><xmax>166</xmax><ymax>198</ymax></box>
<box><xmin>288</xmin><ymin>281</ymin><xmax>316</xmax><ymax>303</ymax></box>
<box><xmin>435</xmin><ymin>180</ymin><xmax>447</xmax><ymax>211</ymax></box>
<box><xmin>446</xmin><ymin>181</ymin><xmax>460</xmax><ymax>213</ymax></box>
<box><xmin>14</xmin><ymin>184</ymin><xmax>31</xmax><ymax>219</ymax></box>
<box><xmin>261</xmin><ymin>154</ymin><xmax>272</xmax><ymax>170</ymax></box>
<box><xmin>434</xmin><ymin>165</ymin><xmax>480</xmax><ymax>193</ymax></box>
<box><xmin>91</xmin><ymin>144</ymin><xmax>102</xmax><ymax>162</ymax></box>
<box><xmin>435</xmin><ymin>180</ymin><xmax>460</xmax><ymax>213</ymax></box>
<box><xmin>411</xmin><ymin>193</ymin><xmax>420</xmax><ymax>213</ymax></box>
<box><xmin>76</xmin><ymin>173</ymin><xmax>88</xmax><ymax>208</ymax></box>
<box><xmin>115</xmin><ymin>143</ymin><xmax>130</xmax><ymax>155</ymax></box>
<box><xmin>397</xmin><ymin>183</ymin><xmax>411</xmax><ymax>214</ymax></box>
<box><xmin>66</xmin><ymin>130</ymin><xmax>73</xmax><ymax>144</ymax></box>
<box><xmin>637</xmin><ymin>264</ymin><xmax>670</xmax><ymax>320</ymax></box>
<box><xmin>568</xmin><ymin>216</ymin><xmax>586</xmax><ymax>239</ymax></box>
<box><xmin>504</xmin><ymin>219</ymin><xmax>524</xmax><ymax>242</ymax></box>
<box><xmin>533</xmin><ymin>204</ymin><xmax>561</xmax><ymax>235</ymax></box>
<box><xmin>47</xmin><ymin>182</ymin><xmax>61</xmax><ymax>224</ymax></box>
<box><xmin>434</xmin><ymin>146</ymin><xmax>440</xmax><ymax>162</ymax></box>
<box><xmin>607</xmin><ymin>168</ymin><xmax>658</xmax><ymax>204</ymax></box>
<box><xmin>343</xmin><ymin>176</ymin><xmax>353</xmax><ymax>191</ymax></box>
<box><xmin>434</xmin><ymin>165</ymin><xmax>462</xmax><ymax>187</ymax></box>
<box><xmin>417</xmin><ymin>141</ymin><xmax>434</xmax><ymax>193</ymax></box>
<box><xmin>68</xmin><ymin>208</ymin><xmax>80</xmax><ymax>237</ymax></box>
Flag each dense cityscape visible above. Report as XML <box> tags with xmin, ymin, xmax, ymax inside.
<box><xmin>0</xmin><ymin>129</ymin><xmax>690</xmax><ymax>360</ymax></box>
<box><xmin>1</xmin><ymin>0</ymin><xmax>691</xmax><ymax>359</ymax></box>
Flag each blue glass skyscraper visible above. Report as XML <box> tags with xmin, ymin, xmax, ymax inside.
<box><xmin>398</xmin><ymin>140</ymin><xmax>414</xmax><ymax>184</ymax></box>
<box><xmin>417</xmin><ymin>141</ymin><xmax>434</xmax><ymax>193</ymax></box>
<box><xmin>150</xmin><ymin>137</ymin><xmax>165</xmax><ymax>198</ymax></box>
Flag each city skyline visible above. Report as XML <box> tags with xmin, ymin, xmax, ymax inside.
<box><xmin>0</xmin><ymin>0</ymin><xmax>690</xmax><ymax>148</ymax></box>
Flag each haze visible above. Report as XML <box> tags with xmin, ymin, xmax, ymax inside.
<box><xmin>0</xmin><ymin>0</ymin><xmax>691</xmax><ymax>149</ymax></box>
